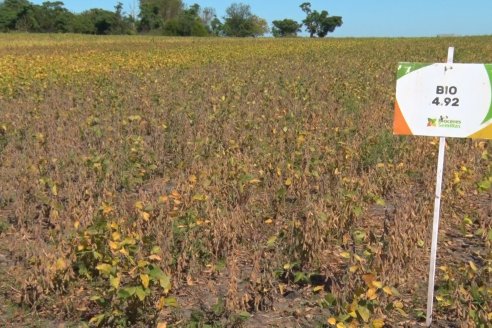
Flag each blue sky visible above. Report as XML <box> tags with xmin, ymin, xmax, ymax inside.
<box><xmin>31</xmin><ymin>0</ymin><xmax>492</xmax><ymax>37</ymax></box>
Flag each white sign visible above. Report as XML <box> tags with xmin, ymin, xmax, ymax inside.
<box><xmin>395</xmin><ymin>63</ymin><xmax>492</xmax><ymax>139</ymax></box>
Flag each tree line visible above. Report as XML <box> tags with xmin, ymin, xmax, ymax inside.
<box><xmin>0</xmin><ymin>0</ymin><xmax>342</xmax><ymax>37</ymax></box>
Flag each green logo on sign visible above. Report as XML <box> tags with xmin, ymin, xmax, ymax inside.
<box><xmin>427</xmin><ymin>118</ymin><xmax>437</xmax><ymax>127</ymax></box>
<box><xmin>427</xmin><ymin>116</ymin><xmax>462</xmax><ymax>129</ymax></box>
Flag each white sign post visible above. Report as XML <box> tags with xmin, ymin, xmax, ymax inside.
<box><xmin>425</xmin><ymin>47</ymin><xmax>454</xmax><ymax>327</ymax></box>
<box><xmin>394</xmin><ymin>47</ymin><xmax>492</xmax><ymax>326</ymax></box>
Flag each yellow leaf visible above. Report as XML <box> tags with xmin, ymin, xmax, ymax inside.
<box><xmin>159</xmin><ymin>276</ymin><xmax>171</xmax><ymax>293</ymax></box>
<box><xmin>375</xmin><ymin>198</ymin><xmax>385</xmax><ymax>206</ymax></box>
<box><xmin>278</xmin><ymin>283</ymin><xmax>286</xmax><ymax>294</ymax></box>
<box><xmin>336</xmin><ymin>323</ymin><xmax>346</xmax><ymax>328</ymax></box>
<box><xmin>74</xmin><ymin>220</ymin><xmax>80</xmax><ymax>229</ymax></box>
<box><xmin>249</xmin><ymin>178</ymin><xmax>261</xmax><ymax>184</ymax></box>
<box><xmin>96</xmin><ymin>263</ymin><xmax>112</xmax><ymax>275</ymax></box>
<box><xmin>35</xmin><ymin>133</ymin><xmax>45</xmax><ymax>144</ymax></box>
<box><xmin>383</xmin><ymin>286</ymin><xmax>393</xmax><ymax>295</ymax></box>
<box><xmin>128</xmin><ymin>115</ymin><xmax>142</xmax><ymax>122</ymax></box>
<box><xmin>110</xmin><ymin>275</ymin><xmax>120</xmax><ymax>289</ymax></box>
<box><xmin>140</xmin><ymin>211</ymin><xmax>150</xmax><ymax>221</ymax></box>
<box><xmin>140</xmin><ymin>274</ymin><xmax>150</xmax><ymax>289</ymax></box>
<box><xmin>264</xmin><ymin>218</ymin><xmax>273</xmax><ymax>224</ymax></box>
<box><xmin>138</xmin><ymin>260</ymin><xmax>150</xmax><ymax>267</ymax></box>
<box><xmin>51</xmin><ymin>184</ymin><xmax>58</xmax><ymax>196</ymax></box>
<box><xmin>327</xmin><ymin>317</ymin><xmax>337</xmax><ymax>325</ymax></box>
<box><xmin>170</xmin><ymin>191</ymin><xmax>181</xmax><ymax>199</ymax></box>
<box><xmin>50</xmin><ymin>209</ymin><xmax>59</xmax><ymax>220</ymax></box>
<box><xmin>188</xmin><ymin>175</ymin><xmax>197</xmax><ymax>184</ymax></box>
<box><xmin>156</xmin><ymin>297</ymin><xmax>165</xmax><ymax>310</ymax></box>
<box><xmin>284</xmin><ymin>178</ymin><xmax>292</xmax><ymax>186</ymax></box>
<box><xmin>119</xmin><ymin>247</ymin><xmax>129</xmax><ymax>256</ymax></box>
<box><xmin>340</xmin><ymin>252</ymin><xmax>351</xmax><ymax>259</ymax></box>
<box><xmin>349</xmin><ymin>266</ymin><xmax>358</xmax><ymax>273</ymax></box>
<box><xmin>313</xmin><ymin>285</ymin><xmax>324</xmax><ymax>293</ymax></box>
<box><xmin>108</xmin><ymin>240</ymin><xmax>119</xmax><ymax>250</ymax></box>
<box><xmin>149</xmin><ymin>254</ymin><xmax>162</xmax><ymax>261</ymax></box>
<box><xmin>366</xmin><ymin>288</ymin><xmax>377</xmax><ymax>300</ymax></box>
<box><xmin>463</xmin><ymin>216</ymin><xmax>473</xmax><ymax>226</ymax></box>
<box><xmin>357</xmin><ymin>305</ymin><xmax>371</xmax><ymax>322</ymax></box>
<box><xmin>55</xmin><ymin>258</ymin><xmax>67</xmax><ymax>271</ymax></box>
<box><xmin>372</xmin><ymin>318</ymin><xmax>385</xmax><ymax>328</ymax></box>
<box><xmin>89</xmin><ymin>314</ymin><xmax>105</xmax><ymax>326</ymax></box>
<box><xmin>453</xmin><ymin>172</ymin><xmax>461</xmax><ymax>184</ymax></box>
<box><xmin>157</xmin><ymin>323</ymin><xmax>167</xmax><ymax>328</ymax></box>
<box><xmin>192</xmin><ymin>194</ymin><xmax>208</xmax><ymax>201</ymax></box>
<box><xmin>469</xmin><ymin>261</ymin><xmax>478</xmax><ymax>272</ymax></box>
<box><xmin>372</xmin><ymin>281</ymin><xmax>383</xmax><ymax>289</ymax></box>
<box><xmin>101</xmin><ymin>203</ymin><xmax>113</xmax><ymax>215</ymax></box>
<box><xmin>134</xmin><ymin>201</ymin><xmax>144</xmax><ymax>210</ymax></box>
<box><xmin>393</xmin><ymin>300</ymin><xmax>404</xmax><ymax>309</ymax></box>
<box><xmin>112</xmin><ymin>231</ymin><xmax>121</xmax><ymax>241</ymax></box>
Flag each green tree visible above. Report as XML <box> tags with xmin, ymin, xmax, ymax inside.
<box><xmin>222</xmin><ymin>3</ymin><xmax>268</xmax><ymax>37</ymax></box>
<box><xmin>138</xmin><ymin>0</ymin><xmax>183</xmax><ymax>32</ymax></box>
<box><xmin>272</xmin><ymin>18</ymin><xmax>301</xmax><ymax>37</ymax></box>
<box><xmin>250</xmin><ymin>15</ymin><xmax>268</xmax><ymax>37</ymax></box>
<box><xmin>71</xmin><ymin>11</ymin><xmax>95</xmax><ymax>34</ymax></box>
<box><xmin>300</xmin><ymin>2</ymin><xmax>342</xmax><ymax>38</ymax></box>
<box><xmin>32</xmin><ymin>1</ymin><xmax>74</xmax><ymax>33</ymax></box>
<box><xmin>0</xmin><ymin>0</ymin><xmax>134</xmax><ymax>34</ymax></box>
<box><xmin>138</xmin><ymin>2</ymin><xmax>162</xmax><ymax>32</ymax></box>
<box><xmin>162</xmin><ymin>3</ymin><xmax>208</xmax><ymax>36</ymax></box>
<box><xmin>73</xmin><ymin>8</ymin><xmax>120</xmax><ymax>35</ymax></box>
<box><xmin>0</xmin><ymin>0</ymin><xmax>36</xmax><ymax>31</ymax></box>
<box><xmin>111</xmin><ymin>1</ymin><xmax>134</xmax><ymax>34</ymax></box>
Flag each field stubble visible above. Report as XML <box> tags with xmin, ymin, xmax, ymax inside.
<box><xmin>0</xmin><ymin>35</ymin><xmax>491</xmax><ymax>327</ymax></box>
